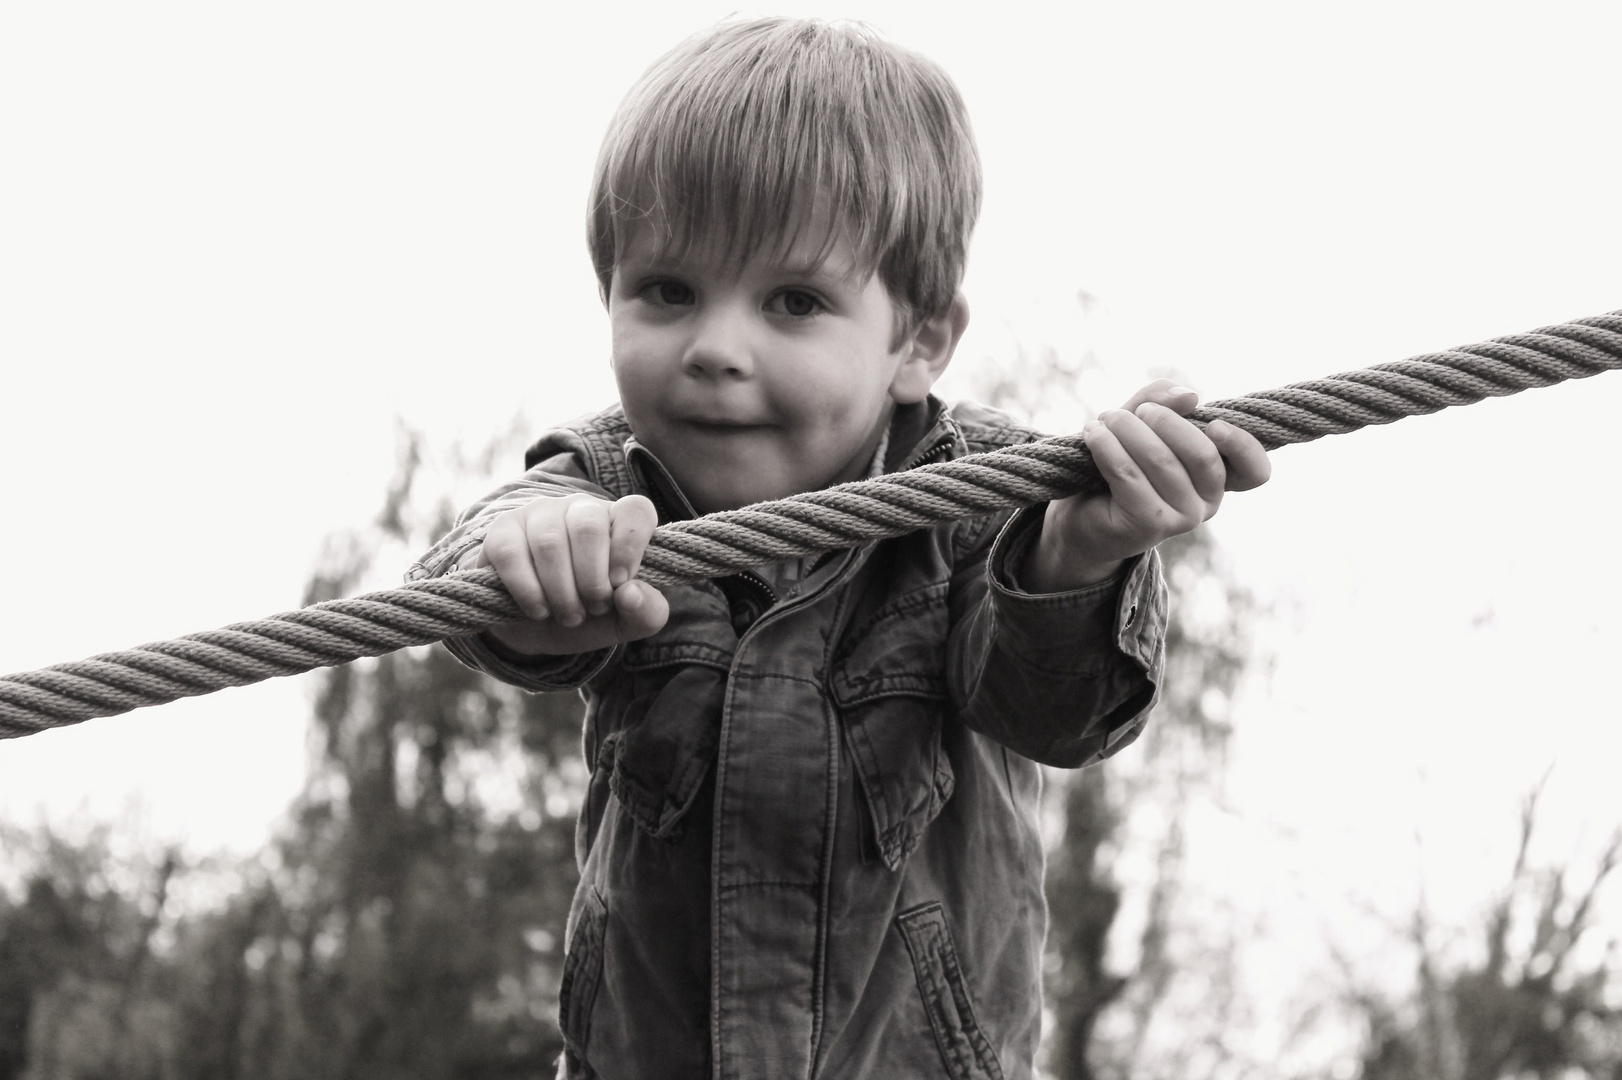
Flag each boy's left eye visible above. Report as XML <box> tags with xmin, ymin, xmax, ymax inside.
<box><xmin>654</xmin><ymin>281</ymin><xmax>695</xmax><ymax>305</ymax></box>
<box><xmin>769</xmin><ymin>290</ymin><xmax>823</xmax><ymax>318</ymax></box>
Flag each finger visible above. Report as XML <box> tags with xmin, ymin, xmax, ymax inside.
<box><xmin>1082</xmin><ymin>416</ymin><xmax>1161</xmax><ymax>529</ymax></box>
<box><xmin>1134</xmin><ymin>401</ymin><xmax>1227</xmax><ymax>510</ymax></box>
<box><xmin>607</xmin><ymin>495</ymin><xmax>658</xmax><ymax>587</ymax></box>
<box><xmin>1118</xmin><ymin>378</ymin><xmax>1198</xmax><ymax>415</ymax></box>
<box><xmin>564</xmin><ymin>497</ymin><xmax>614</xmax><ymax>618</ymax></box>
<box><xmin>611</xmin><ymin>580</ymin><xmax>670</xmax><ymax>642</ymax></box>
<box><xmin>1098</xmin><ymin>408</ymin><xmax>1205</xmax><ymax>526</ymax></box>
<box><xmin>481</xmin><ymin>519</ymin><xmax>550</xmax><ymax>620</ymax></box>
<box><xmin>1205</xmin><ymin>419</ymin><xmax>1273</xmax><ymax>491</ymax></box>
<box><xmin>526</xmin><ymin>506</ymin><xmax>583</xmax><ymax>627</ymax></box>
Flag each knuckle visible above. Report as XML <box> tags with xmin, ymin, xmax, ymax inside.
<box><xmin>1142</xmin><ymin>444</ymin><xmax>1179</xmax><ymax>472</ymax></box>
<box><xmin>617</xmin><ymin>493</ymin><xmax>656</xmax><ymax>518</ymax></box>
<box><xmin>565</xmin><ymin>500</ymin><xmax>610</xmax><ymax>533</ymax></box>
<box><xmin>482</xmin><ymin>530</ymin><xmax>524</xmax><ymax>564</ymax></box>
<box><xmin>529</xmin><ymin>526</ymin><xmax>568</xmax><ymax>555</ymax></box>
<box><xmin>576</xmin><ymin>570</ymin><xmax>611</xmax><ymax>598</ymax></box>
<box><xmin>523</xmin><ymin>497</ymin><xmax>564</xmax><ymax>524</ymax></box>
<box><xmin>1191</xmin><ymin>441</ymin><xmax>1223</xmax><ymax>475</ymax></box>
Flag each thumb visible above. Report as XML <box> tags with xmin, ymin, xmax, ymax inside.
<box><xmin>612</xmin><ymin>580</ymin><xmax>669</xmax><ymax>642</ymax></box>
<box><xmin>1119</xmin><ymin>379</ymin><xmax>1198</xmax><ymax>415</ymax></box>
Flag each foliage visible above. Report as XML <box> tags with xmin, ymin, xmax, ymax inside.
<box><xmin>1039</xmin><ymin>526</ymin><xmax>1258</xmax><ymax>1080</ymax></box>
<box><xmin>1349</xmin><ymin>788</ymin><xmax>1622</xmax><ymax>1080</ymax></box>
<box><xmin>960</xmin><ymin>320</ymin><xmax>1263</xmax><ymax>1078</ymax></box>
<box><xmin>6</xmin><ymin>388</ymin><xmax>1615</xmax><ymax>1079</ymax></box>
<box><xmin>1</xmin><ymin>432</ymin><xmax>587</xmax><ymax>1080</ymax></box>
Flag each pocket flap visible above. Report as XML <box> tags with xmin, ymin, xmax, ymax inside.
<box><xmin>620</xmin><ymin>583</ymin><xmax>736</xmax><ymax>673</ymax></box>
<box><xmin>830</xmin><ymin>582</ymin><xmax>951</xmax><ymax>705</ymax></box>
<box><xmin>842</xmin><ymin>697</ymin><xmax>955</xmax><ymax>870</ymax></box>
<box><xmin>831</xmin><ymin>583</ymin><xmax>955</xmax><ymax>870</ymax></box>
<box><xmin>600</xmin><ymin>664</ymin><xmax>727</xmax><ymax>842</ymax></box>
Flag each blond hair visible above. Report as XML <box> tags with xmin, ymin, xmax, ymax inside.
<box><xmin>588</xmin><ymin>18</ymin><xmax>981</xmax><ymax>341</ymax></box>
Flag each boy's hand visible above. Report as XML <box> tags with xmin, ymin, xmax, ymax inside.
<box><xmin>472</xmin><ymin>493</ymin><xmax>669</xmax><ymax>656</ymax></box>
<box><xmin>1024</xmin><ymin>381</ymin><xmax>1270</xmax><ymax>593</ymax></box>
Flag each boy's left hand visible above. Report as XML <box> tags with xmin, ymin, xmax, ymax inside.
<box><xmin>1024</xmin><ymin>380</ymin><xmax>1271</xmax><ymax>593</ymax></box>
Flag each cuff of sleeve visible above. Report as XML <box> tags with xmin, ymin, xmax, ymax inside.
<box><xmin>986</xmin><ymin>505</ymin><xmax>1166</xmax><ymax>675</ymax></box>
<box><xmin>406</xmin><ymin>524</ymin><xmax>492</xmax><ymax>583</ymax></box>
<box><xmin>440</xmin><ymin>631</ymin><xmax>616</xmax><ymax>694</ymax></box>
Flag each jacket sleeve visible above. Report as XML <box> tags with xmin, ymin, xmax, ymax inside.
<box><xmin>405</xmin><ymin>436</ymin><xmax>619</xmax><ymax>693</ymax></box>
<box><xmin>946</xmin><ymin>504</ymin><xmax>1167</xmax><ymax>768</ymax></box>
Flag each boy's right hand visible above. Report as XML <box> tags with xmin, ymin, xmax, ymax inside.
<box><xmin>471</xmin><ymin>493</ymin><xmax>669</xmax><ymax>656</ymax></box>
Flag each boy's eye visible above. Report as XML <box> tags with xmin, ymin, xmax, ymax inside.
<box><xmin>651</xmin><ymin>281</ymin><xmax>694</xmax><ymax>305</ymax></box>
<box><xmin>771</xmin><ymin>290</ymin><xmax>823</xmax><ymax>318</ymax></box>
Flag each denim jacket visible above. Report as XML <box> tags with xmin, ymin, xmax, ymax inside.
<box><xmin>409</xmin><ymin>396</ymin><xmax>1167</xmax><ymax>1080</ymax></box>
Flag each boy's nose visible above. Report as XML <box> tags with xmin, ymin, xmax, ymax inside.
<box><xmin>682</xmin><ymin>308</ymin><xmax>755</xmax><ymax>379</ymax></box>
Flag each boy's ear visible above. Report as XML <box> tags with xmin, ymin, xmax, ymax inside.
<box><xmin>889</xmin><ymin>293</ymin><xmax>970</xmax><ymax>405</ymax></box>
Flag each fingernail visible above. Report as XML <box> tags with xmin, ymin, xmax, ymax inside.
<box><xmin>1083</xmin><ymin>419</ymin><xmax>1103</xmax><ymax>435</ymax></box>
<box><xmin>1206</xmin><ymin>419</ymin><xmax>1229</xmax><ymax>437</ymax></box>
<box><xmin>1170</xmin><ymin>385</ymin><xmax>1194</xmax><ymax>397</ymax></box>
<box><xmin>588</xmin><ymin>602</ymin><xmax>610</xmax><ymax>617</ymax></box>
<box><xmin>619</xmin><ymin>583</ymin><xmax>643</xmax><ymax>610</ymax></box>
<box><xmin>610</xmin><ymin>567</ymin><xmax>628</xmax><ymax>587</ymax></box>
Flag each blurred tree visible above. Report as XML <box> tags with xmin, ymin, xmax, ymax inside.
<box><xmin>1350</xmin><ymin>787</ymin><xmax>1622</xmax><ymax>1080</ymax></box>
<box><xmin>1040</xmin><ymin>526</ymin><xmax>1257</xmax><ymax>1080</ymax></box>
<box><xmin>5</xmin><ymin>429</ymin><xmax>589</xmax><ymax>1080</ymax></box>
<box><xmin>955</xmin><ymin>320</ymin><xmax>1261</xmax><ymax>1079</ymax></box>
<box><xmin>0</xmin><ymin>825</ymin><xmax>176</xmax><ymax>1080</ymax></box>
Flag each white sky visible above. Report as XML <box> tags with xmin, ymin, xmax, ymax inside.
<box><xmin>4</xmin><ymin>0</ymin><xmax>1622</xmax><ymax>1046</ymax></box>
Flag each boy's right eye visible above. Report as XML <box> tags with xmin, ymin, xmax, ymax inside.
<box><xmin>646</xmin><ymin>280</ymin><xmax>695</xmax><ymax>306</ymax></box>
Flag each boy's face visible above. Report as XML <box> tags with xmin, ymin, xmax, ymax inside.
<box><xmin>608</xmin><ymin>226</ymin><xmax>955</xmax><ymax>514</ymax></box>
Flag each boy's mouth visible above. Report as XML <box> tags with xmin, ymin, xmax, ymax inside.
<box><xmin>682</xmin><ymin>417</ymin><xmax>773</xmax><ymax>433</ymax></box>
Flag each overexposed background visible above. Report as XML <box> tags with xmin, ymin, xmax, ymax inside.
<box><xmin>4</xmin><ymin>0</ymin><xmax>1621</xmax><ymax>1063</ymax></box>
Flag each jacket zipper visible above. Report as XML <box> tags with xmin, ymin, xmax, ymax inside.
<box><xmin>898</xmin><ymin>434</ymin><xmax>955</xmax><ymax>472</ymax></box>
<box><xmin>732</xmin><ymin>568</ymin><xmax>778</xmax><ymax>607</ymax></box>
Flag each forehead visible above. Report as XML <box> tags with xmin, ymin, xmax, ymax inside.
<box><xmin>615</xmin><ymin>211</ymin><xmax>873</xmax><ymax>285</ymax></box>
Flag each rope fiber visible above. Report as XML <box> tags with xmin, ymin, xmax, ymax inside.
<box><xmin>4</xmin><ymin>311</ymin><xmax>1620</xmax><ymax>739</ymax></box>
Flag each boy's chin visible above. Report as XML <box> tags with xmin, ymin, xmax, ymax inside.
<box><xmin>684</xmin><ymin>467</ymin><xmax>826</xmax><ymax>515</ymax></box>
<box><xmin>689</xmin><ymin>478</ymin><xmax>790</xmax><ymax>514</ymax></box>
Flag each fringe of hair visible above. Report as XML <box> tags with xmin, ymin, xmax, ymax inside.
<box><xmin>588</xmin><ymin>18</ymin><xmax>982</xmax><ymax>341</ymax></box>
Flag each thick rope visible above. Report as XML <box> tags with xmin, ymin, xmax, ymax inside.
<box><xmin>3</xmin><ymin>311</ymin><xmax>1619</xmax><ymax>739</ymax></box>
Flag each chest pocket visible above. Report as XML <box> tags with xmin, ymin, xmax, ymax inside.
<box><xmin>593</xmin><ymin>584</ymin><xmax>735</xmax><ymax>842</ymax></box>
<box><xmin>830</xmin><ymin>581</ymin><xmax>956</xmax><ymax>871</ymax></box>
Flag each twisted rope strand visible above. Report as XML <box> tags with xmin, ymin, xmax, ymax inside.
<box><xmin>3</xmin><ymin>311</ymin><xmax>1619</xmax><ymax>739</ymax></box>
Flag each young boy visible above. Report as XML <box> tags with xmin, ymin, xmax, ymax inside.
<box><xmin>411</xmin><ymin>17</ymin><xmax>1268</xmax><ymax>1080</ymax></box>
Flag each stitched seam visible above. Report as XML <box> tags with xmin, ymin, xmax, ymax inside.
<box><xmin>620</xmin><ymin>643</ymin><xmax>735</xmax><ymax>670</ymax></box>
<box><xmin>835</xmin><ymin>678</ymin><xmax>946</xmax><ymax>704</ymax></box>
<box><xmin>716</xmin><ymin>879</ymin><xmax>819</xmax><ymax>892</ymax></box>
<box><xmin>933</xmin><ymin>917</ymin><xmax>1004</xmax><ymax>1080</ymax></box>
<box><xmin>559</xmin><ymin>892</ymin><xmax>606</xmax><ymax>1059</ymax></box>
<box><xmin>839</xmin><ymin>581</ymin><xmax>951</xmax><ymax>648</ymax></box>
<box><xmin>899</xmin><ymin>904</ymin><xmax>1005</xmax><ymax>1080</ymax></box>
<box><xmin>899</xmin><ymin>907</ymin><xmax>972</xmax><ymax>1080</ymax></box>
<box><xmin>844</xmin><ymin>717</ymin><xmax>893</xmax><ymax>838</ymax></box>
